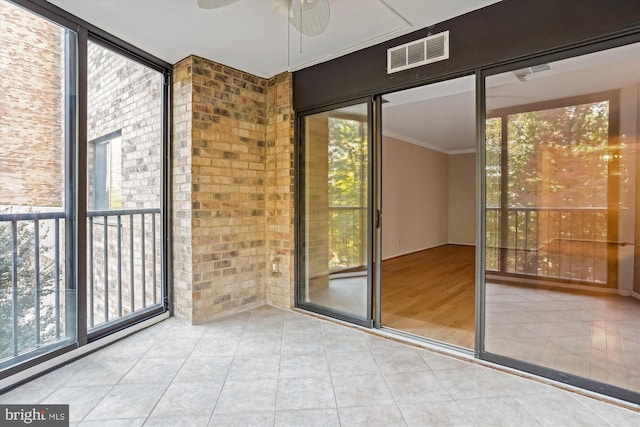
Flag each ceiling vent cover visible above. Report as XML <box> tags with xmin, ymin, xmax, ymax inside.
<box><xmin>387</xmin><ymin>31</ymin><xmax>449</xmax><ymax>74</ymax></box>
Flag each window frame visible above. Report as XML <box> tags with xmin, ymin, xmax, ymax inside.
<box><xmin>485</xmin><ymin>91</ymin><xmax>620</xmax><ymax>288</ymax></box>
<box><xmin>477</xmin><ymin>37</ymin><xmax>640</xmax><ymax>405</ymax></box>
<box><xmin>91</xmin><ymin>130</ymin><xmax>123</xmax><ymax>212</ymax></box>
<box><xmin>0</xmin><ymin>0</ymin><xmax>171</xmax><ymax>383</ymax></box>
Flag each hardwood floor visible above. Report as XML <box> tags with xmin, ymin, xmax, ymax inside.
<box><xmin>381</xmin><ymin>244</ymin><xmax>475</xmax><ymax>348</ymax></box>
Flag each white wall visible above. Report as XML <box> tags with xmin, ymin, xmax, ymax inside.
<box><xmin>381</xmin><ymin>135</ymin><xmax>449</xmax><ymax>259</ymax></box>
<box><xmin>448</xmin><ymin>153</ymin><xmax>476</xmax><ymax>245</ymax></box>
<box><xmin>382</xmin><ymin>136</ymin><xmax>476</xmax><ymax>259</ymax></box>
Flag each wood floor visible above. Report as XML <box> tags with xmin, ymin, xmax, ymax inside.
<box><xmin>382</xmin><ymin>244</ymin><xmax>475</xmax><ymax>348</ymax></box>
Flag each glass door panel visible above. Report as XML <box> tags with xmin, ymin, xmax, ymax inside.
<box><xmin>484</xmin><ymin>41</ymin><xmax>640</xmax><ymax>397</ymax></box>
<box><xmin>379</xmin><ymin>75</ymin><xmax>476</xmax><ymax>349</ymax></box>
<box><xmin>299</xmin><ymin>101</ymin><xmax>372</xmax><ymax>324</ymax></box>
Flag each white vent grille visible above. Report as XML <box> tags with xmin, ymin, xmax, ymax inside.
<box><xmin>387</xmin><ymin>31</ymin><xmax>449</xmax><ymax>74</ymax></box>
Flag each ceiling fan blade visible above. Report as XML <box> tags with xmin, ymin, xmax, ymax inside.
<box><xmin>271</xmin><ymin>0</ymin><xmax>289</xmax><ymax>17</ymax></box>
<box><xmin>197</xmin><ymin>0</ymin><xmax>239</xmax><ymax>9</ymax></box>
<box><xmin>289</xmin><ymin>0</ymin><xmax>330</xmax><ymax>36</ymax></box>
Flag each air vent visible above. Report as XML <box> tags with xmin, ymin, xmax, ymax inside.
<box><xmin>513</xmin><ymin>63</ymin><xmax>550</xmax><ymax>81</ymax></box>
<box><xmin>387</xmin><ymin>31</ymin><xmax>449</xmax><ymax>74</ymax></box>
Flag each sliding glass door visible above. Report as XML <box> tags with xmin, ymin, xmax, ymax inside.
<box><xmin>483</xmin><ymin>41</ymin><xmax>640</xmax><ymax>401</ymax></box>
<box><xmin>298</xmin><ymin>100</ymin><xmax>373</xmax><ymax>326</ymax></box>
<box><xmin>379</xmin><ymin>76</ymin><xmax>477</xmax><ymax>349</ymax></box>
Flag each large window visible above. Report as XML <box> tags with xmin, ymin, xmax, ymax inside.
<box><xmin>0</xmin><ymin>0</ymin><xmax>76</xmax><ymax>368</ymax></box>
<box><xmin>87</xmin><ymin>41</ymin><xmax>164</xmax><ymax>330</ymax></box>
<box><xmin>0</xmin><ymin>0</ymin><xmax>168</xmax><ymax>378</ymax></box>
<box><xmin>486</xmin><ymin>95</ymin><xmax>617</xmax><ymax>286</ymax></box>
<box><xmin>92</xmin><ymin>132</ymin><xmax>123</xmax><ymax>211</ymax></box>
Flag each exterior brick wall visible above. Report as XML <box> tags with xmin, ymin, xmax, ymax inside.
<box><xmin>87</xmin><ymin>42</ymin><xmax>164</xmax><ymax>326</ymax></box>
<box><xmin>0</xmin><ymin>1</ymin><xmax>64</xmax><ymax>208</ymax></box>
<box><xmin>2</xmin><ymin>2</ymin><xmax>165</xmax><ymax>328</ymax></box>
<box><xmin>87</xmin><ymin>41</ymin><xmax>163</xmax><ymax>210</ymax></box>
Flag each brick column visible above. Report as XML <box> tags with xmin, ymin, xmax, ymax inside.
<box><xmin>172</xmin><ymin>56</ymin><xmax>298</xmax><ymax>324</ymax></box>
<box><xmin>265</xmin><ymin>73</ymin><xmax>295</xmax><ymax>308</ymax></box>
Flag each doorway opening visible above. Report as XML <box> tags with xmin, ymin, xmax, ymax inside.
<box><xmin>379</xmin><ymin>75</ymin><xmax>477</xmax><ymax>349</ymax></box>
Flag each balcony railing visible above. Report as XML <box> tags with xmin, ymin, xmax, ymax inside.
<box><xmin>87</xmin><ymin>209</ymin><xmax>162</xmax><ymax>329</ymax></box>
<box><xmin>486</xmin><ymin>206</ymin><xmax>611</xmax><ymax>285</ymax></box>
<box><xmin>0</xmin><ymin>211</ymin><xmax>67</xmax><ymax>361</ymax></box>
<box><xmin>0</xmin><ymin>208</ymin><xmax>161</xmax><ymax>363</ymax></box>
<box><xmin>328</xmin><ymin>206</ymin><xmax>367</xmax><ymax>273</ymax></box>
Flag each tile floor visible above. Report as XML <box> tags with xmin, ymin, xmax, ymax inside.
<box><xmin>486</xmin><ymin>282</ymin><xmax>640</xmax><ymax>393</ymax></box>
<box><xmin>1</xmin><ymin>305</ymin><xmax>639</xmax><ymax>426</ymax></box>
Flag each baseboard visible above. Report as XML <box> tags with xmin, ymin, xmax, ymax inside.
<box><xmin>447</xmin><ymin>242</ymin><xmax>475</xmax><ymax>247</ymax></box>
<box><xmin>383</xmin><ymin>243</ymin><xmax>475</xmax><ymax>261</ymax></box>
<box><xmin>633</xmin><ymin>291</ymin><xmax>640</xmax><ymax>301</ymax></box>
<box><xmin>382</xmin><ymin>243</ymin><xmax>447</xmax><ymax>261</ymax></box>
<box><xmin>486</xmin><ymin>274</ymin><xmax>628</xmax><ymax>296</ymax></box>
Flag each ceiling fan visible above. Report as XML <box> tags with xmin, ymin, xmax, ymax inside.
<box><xmin>196</xmin><ymin>0</ymin><xmax>331</xmax><ymax>36</ymax></box>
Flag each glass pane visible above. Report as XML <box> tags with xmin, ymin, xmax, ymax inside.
<box><xmin>380</xmin><ymin>76</ymin><xmax>476</xmax><ymax>349</ymax></box>
<box><xmin>484</xmin><ymin>42</ymin><xmax>640</xmax><ymax>393</ymax></box>
<box><xmin>301</xmin><ymin>103</ymin><xmax>370</xmax><ymax>320</ymax></box>
<box><xmin>0</xmin><ymin>1</ymin><xmax>77</xmax><ymax>366</ymax></box>
<box><xmin>87</xmin><ymin>41</ymin><xmax>163</xmax><ymax>329</ymax></box>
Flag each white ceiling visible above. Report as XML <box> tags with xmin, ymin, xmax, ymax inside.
<box><xmin>46</xmin><ymin>0</ymin><xmax>637</xmax><ymax>156</ymax></box>
<box><xmin>382</xmin><ymin>42</ymin><xmax>640</xmax><ymax>153</ymax></box>
<box><xmin>47</xmin><ymin>0</ymin><xmax>500</xmax><ymax>77</ymax></box>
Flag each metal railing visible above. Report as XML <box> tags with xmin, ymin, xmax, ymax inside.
<box><xmin>0</xmin><ymin>208</ymin><xmax>161</xmax><ymax>361</ymax></box>
<box><xmin>0</xmin><ymin>211</ymin><xmax>66</xmax><ymax>360</ymax></box>
<box><xmin>87</xmin><ymin>208</ymin><xmax>162</xmax><ymax>329</ymax></box>
<box><xmin>486</xmin><ymin>206</ymin><xmax>610</xmax><ymax>284</ymax></box>
<box><xmin>328</xmin><ymin>206</ymin><xmax>368</xmax><ymax>272</ymax></box>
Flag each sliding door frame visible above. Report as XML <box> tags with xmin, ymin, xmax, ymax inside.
<box><xmin>477</xmin><ymin>33</ymin><xmax>640</xmax><ymax>405</ymax></box>
<box><xmin>296</xmin><ymin>97</ymin><xmax>375</xmax><ymax>327</ymax></box>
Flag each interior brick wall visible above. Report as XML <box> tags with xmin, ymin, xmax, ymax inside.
<box><xmin>172</xmin><ymin>55</ymin><xmax>295</xmax><ymax>324</ymax></box>
<box><xmin>265</xmin><ymin>73</ymin><xmax>295</xmax><ymax>308</ymax></box>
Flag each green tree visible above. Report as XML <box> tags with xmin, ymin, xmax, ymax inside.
<box><xmin>0</xmin><ymin>219</ymin><xmax>58</xmax><ymax>361</ymax></box>
<box><xmin>327</xmin><ymin>117</ymin><xmax>368</xmax><ymax>269</ymax></box>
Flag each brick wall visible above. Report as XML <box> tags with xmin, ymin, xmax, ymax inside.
<box><xmin>265</xmin><ymin>73</ymin><xmax>295</xmax><ymax>308</ymax></box>
<box><xmin>172</xmin><ymin>57</ymin><xmax>195</xmax><ymax>321</ymax></box>
<box><xmin>0</xmin><ymin>1</ymin><xmax>63</xmax><ymax>208</ymax></box>
<box><xmin>303</xmin><ymin>113</ymin><xmax>330</xmax><ymax>293</ymax></box>
<box><xmin>87</xmin><ymin>41</ymin><xmax>163</xmax><ymax>210</ymax></box>
<box><xmin>172</xmin><ymin>56</ymin><xmax>296</xmax><ymax>323</ymax></box>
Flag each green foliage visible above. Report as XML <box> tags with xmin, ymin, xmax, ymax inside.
<box><xmin>485</xmin><ymin>100</ymin><xmax>612</xmax><ymax>277</ymax></box>
<box><xmin>328</xmin><ymin>117</ymin><xmax>368</xmax><ymax>270</ymax></box>
<box><xmin>0</xmin><ymin>219</ymin><xmax>58</xmax><ymax>361</ymax></box>
<box><xmin>505</xmin><ymin>101</ymin><xmax>610</xmax><ymax>208</ymax></box>
<box><xmin>328</xmin><ymin>118</ymin><xmax>368</xmax><ymax>207</ymax></box>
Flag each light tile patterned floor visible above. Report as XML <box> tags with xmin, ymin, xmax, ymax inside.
<box><xmin>486</xmin><ymin>282</ymin><xmax>640</xmax><ymax>392</ymax></box>
<box><xmin>1</xmin><ymin>305</ymin><xmax>639</xmax><ymax>426</ymax></box>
